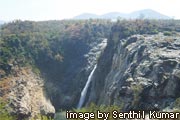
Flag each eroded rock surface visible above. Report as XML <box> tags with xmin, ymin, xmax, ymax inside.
<box><xmin>5</xmin><ymin>68</ymin><xmax>55</xmax><ymax>119</ymax></box>
<box><xmin>88</xmin><ymin>33</ymin><xmax>180</xmax><ymax>111</ymax></box>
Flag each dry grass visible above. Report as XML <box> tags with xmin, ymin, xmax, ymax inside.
<box><xmin>0</xmin><ymin>77</ymin><xmax>12</xmax><ymax>100</ymax></box>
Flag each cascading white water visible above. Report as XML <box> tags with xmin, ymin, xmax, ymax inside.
<box><xmin>77</xmin><ymin>65</ymin><xmax>97</xmax><ymax>109</ymax></box>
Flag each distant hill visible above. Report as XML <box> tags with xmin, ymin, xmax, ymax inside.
<box><xmin>73</xmin><ymin>9</ymin><xmax>171</xmax><ymax>20</ymax></box>
<box><xmin>128</xmin><ymin>9</ymin><xmax>170</xmax><ymax>19</ymax></box>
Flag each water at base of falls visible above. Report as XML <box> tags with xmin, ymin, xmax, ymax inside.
<box><xmin>77</xmin><ymin>65</ymin><xmax>97</xmax><ymax>109</ymax></box>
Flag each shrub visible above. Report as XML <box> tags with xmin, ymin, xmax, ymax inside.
<box><xmin>0</xmin><ymin>98</ymin><xmax>16</xmax><ymax>120</ymax></box>
<box><xmin>163</xmin><ymin>31</ymin><xmax>172</xmax><ymax>36</ymax></box>
<box><xmin>131</xmin><ymin>85</ymin><xmax>143</xmax><ymax>107</ymax></box>
<box><xmin>174</xmin><ymin>98</ymin><xmax>180</xmax><ymax>109</ymax></box>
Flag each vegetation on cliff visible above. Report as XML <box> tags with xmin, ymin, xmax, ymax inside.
<box><xmin>1</xmin><ymin>19</ymin><xmax>180</xmax><ymax>119</ymax></box>
<box><xmin>0</xmin><ymin>19</ymin><xmax>111</xmax><ymax>119</ymax></box>
<box><xmin>0</xmin><ymin>19</ymin><xmax>111</xmax><ymax>70</ymax></box>
<box><xmin>0</xmin><ymin>98</ymin><xmax>16</xmax><ymax>120</ymax></box>
<box><xmin>112</xmin><ymin>19</ymin><xmax>180</xmax><ymax>39</ymax></box>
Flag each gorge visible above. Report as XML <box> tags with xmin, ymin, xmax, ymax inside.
<box><xmin>0</xmin><ymin>19</ymin><xmax>180</xmax><ymax>119</ymax></box>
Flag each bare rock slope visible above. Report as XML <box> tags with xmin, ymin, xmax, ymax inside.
<box><xmin>1</xmin><ymin>67</ymin><xmax>55</xmax><ymax>119</ymax></box>
<box><xmin>88</xmin><ymin>32</ymin><xmax>180</xmax><ymax>111</ymax></box>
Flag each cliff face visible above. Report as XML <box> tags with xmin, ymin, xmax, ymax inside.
<box><xmin>0</xmin><ymin>36</ymin><xmax>108</xmax><ymax>119</ymax></box>
<box><xmin>1</xmin><ymin>20</ymin><xmax>180</xmax><ymax>118</ymax></box>
<box><xmin>88</xmin><ymin>32</ymin><xmax>180</xmax><ymax>111</ymax></box>
<box><xmin>0</xmin><ymin>20</ymin><xmax>111</xmax><ymax>113</ymax></box>
<box><xmin>40</xmin><ymin>37</ymin><xmax>108</xmax><ymax>110</ymax></box>
<box><xmin>0</xmin><ymin>67</ymin><xmax>55</xmax><ymax>119</ymax></box>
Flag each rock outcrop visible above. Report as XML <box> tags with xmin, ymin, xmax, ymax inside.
<box><xmin>88</xmin><ymin>32</ymin><xmax>180</xmax><ymax>111</ymax></box>
<box><xmin>1</xmin><ymin>67</ymin><xmax>55</xmax><ymax>119</ymax></box>
<box><xmin>1</xmin><ymin>20</ymin><xmax>180</xmax><ymax>117</ymax></box>
<box><xmin>0</xmin><ymin>20</ymin><xmax>112</xmax><ymax>112</ymax></box>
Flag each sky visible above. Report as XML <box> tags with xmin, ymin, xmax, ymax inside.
<box><xmin>0</xmin><ymin>0</ymin><xmax>180</xmax><ymax>21</ymax></box>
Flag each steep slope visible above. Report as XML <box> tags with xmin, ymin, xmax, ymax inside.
<box><xmin>0</xmin><ymin>67</ymin><xmax>55</xmax><ymax>119</ymax></box>
<box><xmin>0</xmin><ymin>20</ymin><xmax>111</xmax><ymax>119</ymax></box>
<box><xmin>87</xmin><ymin>27</ymin><xmax>180</xmax><ymax>111</ymax></box>
<box><xmin>1</xmin><ymin>19</ymin><xmax>180</xmax><ymax>119</ymax></box>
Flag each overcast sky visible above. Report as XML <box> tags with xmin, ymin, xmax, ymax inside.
<box><xmin>0</xmin><ymin>0</ymin><xmax>180</xmax><ymax>21</ymax></box>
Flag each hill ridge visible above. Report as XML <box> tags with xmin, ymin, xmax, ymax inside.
<box><xmin>74</xmin><ymin>9</ymin><xmax>170</xmax><ymax>19</ymax></box>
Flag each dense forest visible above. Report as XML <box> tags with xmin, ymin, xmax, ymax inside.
<box><xmin>0</xmin><ymin>19</ymin><xmax>111</xmax><ymax>69</ymax></box>
<box><xmin>1</xmin><ymin>19</ymin><xmax>180</xmax><ymax>74</ymax></box>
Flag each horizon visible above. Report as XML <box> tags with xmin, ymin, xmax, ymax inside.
<box><xmin>0</xmin><ymin>0</ymin><xmax>180</xmax><ymax>21</ymax></box>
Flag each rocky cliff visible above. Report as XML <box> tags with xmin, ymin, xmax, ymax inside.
<box><xmin>0</xmin><ymin>20</ymin><xmax>111</xmax><ymax>117</ymax></box>
<box><xmin>46</xmin><ymin>37</ymin><xmax>108</xmax><ymax>110</ymax></box>
<box><xmin>88</xmin><ymin>32</ymin><xmax>180</xmax><ymax>111</ymax></box>
<box><xmin>1</xmin><ymin>20</ymin><xmax>180</xmax><ymax>119</ymax></box>
<box><xmin>0</xmin><ymin>67</ymin><xmax>55</xmax><ymax>119</ymax></box>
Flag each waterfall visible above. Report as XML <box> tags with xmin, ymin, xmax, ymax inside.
<box><xmin>77</xmin><ymin>65</ymin><xmax>97</xmax><ymax>109</ymax></box>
